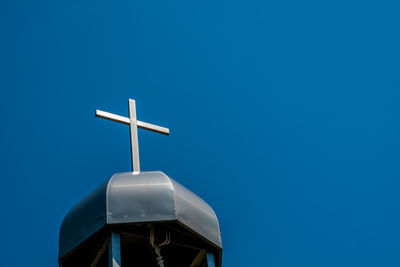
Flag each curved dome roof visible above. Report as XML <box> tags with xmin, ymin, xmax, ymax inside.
<box><xmin>59</xmin><ymin>171</ymin><xmax>222</xmax><ymax>258</ymax></box>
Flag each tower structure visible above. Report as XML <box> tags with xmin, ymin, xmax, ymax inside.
<box><xmin>58</xmin><ymin>99</ymin><xmax>222</xmax><ymax>267</ymax></box>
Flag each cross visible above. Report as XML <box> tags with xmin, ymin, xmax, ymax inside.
<box><xmin>95</xmin><ymin>99</ymin><xmax>170</xmax><ymax>173</ymax></box>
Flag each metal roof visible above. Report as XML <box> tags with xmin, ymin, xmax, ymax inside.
<box><xmin>59</xmin><ymin>171</ymin><xmax>222</xmax><ymax>258</ymax></box>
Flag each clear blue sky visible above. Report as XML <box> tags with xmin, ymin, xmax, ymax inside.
<box><xmin>1</xmin><ymin>0</ymin><xmax>400</xmax><ymax>266</ymax></box>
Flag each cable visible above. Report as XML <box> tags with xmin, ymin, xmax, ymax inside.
<box><xmin>150</xmin><ymin>229</ymin><xmax>171</xmax><ymax>267</ymax></box>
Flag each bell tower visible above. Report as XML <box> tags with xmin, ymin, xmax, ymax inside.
<box><xmin>58</xmin><ymin>99</ymin><xmax>222</xmax><ymax>267</ymax></box>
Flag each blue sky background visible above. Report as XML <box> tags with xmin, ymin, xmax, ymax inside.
<box><xmin>1</xmin><ymin>0</ymin><xmax>400</xmax><ymax>266</ymax></box>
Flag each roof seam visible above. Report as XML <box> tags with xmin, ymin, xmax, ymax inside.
<box><xmin>105</xmin><ymin>173</ymin><xmax>117</xmax><ymax>223</ymax></box>
<box><xmin>161</xmin><ymin>172</ymin><xmax>178</xmax><ymax>218</ymax></box>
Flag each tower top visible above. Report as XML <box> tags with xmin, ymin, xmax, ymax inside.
<box><xmin>95</xmin><ymin>99</ymin><xmax>169</xmax><ymax>173</ymax></box>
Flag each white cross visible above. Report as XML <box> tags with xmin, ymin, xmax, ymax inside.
<box><xmin>95</xmin><ymin>99</ymin><xmax>170</xmax><ymax>173</ymax></box>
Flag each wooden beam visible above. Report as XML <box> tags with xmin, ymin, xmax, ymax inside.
<box><xmin>190</xmin><ymin>250</ymin><xmax>206</xmax><ymax>267</ymax></box>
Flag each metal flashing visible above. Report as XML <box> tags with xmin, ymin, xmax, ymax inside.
<box><xmin>59</xmin><ymin>171</ymin><xmax>222</xmax><ymax>258</ymax></box>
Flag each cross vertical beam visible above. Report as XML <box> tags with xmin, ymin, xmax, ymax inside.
<box><xmin>128</xmin><ymin>99</ymin><xmax>140</xmax><ymax>172</ymax></box>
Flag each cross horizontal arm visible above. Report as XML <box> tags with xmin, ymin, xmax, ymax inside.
<box><xmin>96</xmin><ymin>110</ymin><xmax>130</xmax><ymax>125</ymax></box>
<box><xmin>96</xmin><ymin>109</ymin><xmax>170</xmax><ymax>135</ymax></box>
<box><xmin>137</xmin><ymin>121</ymin><xmax>170</xmax><ymax>135</ymax></box>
